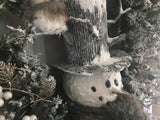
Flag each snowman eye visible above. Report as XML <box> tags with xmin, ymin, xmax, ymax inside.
<box><xmin>105</xmin><ymin>80</ymin><xmax>111</xmax><ymax>88</ymax></box>
<box><xmin>98</xmin><ymin>96</ymin><xmax>103</xmax><ymax>101</ymax></box>
<box><xmin>91</xmin><ymin>86</ymin><xmax>96</xmax><ymax>92</ymax></box>
<box><xmin>114</xmin><ymin>79</ymin><xmax>119</xmax><ymax>86</ymax></box>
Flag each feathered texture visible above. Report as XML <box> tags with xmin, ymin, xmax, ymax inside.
<box><xmin>29</xmin><ymin>0</ymin><xmax>73</xmax><ymax>44</ymax></box>
<box><xmin>28</xmin><ymin>0</ymin><xmax>71</xmax><ymax>41</ymax></box>
<box><xmin>30</xmin><ymin>0</ymin><xmax>68</xmax><ymax>22</ymax></box>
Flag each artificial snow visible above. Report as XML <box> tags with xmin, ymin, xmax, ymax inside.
<box><xmin>77</xmin><ymin>0</ymin><xmax>106</xmax><ymax>16</ymax></box>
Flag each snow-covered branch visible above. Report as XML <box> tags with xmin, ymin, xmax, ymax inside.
<box><xmin>69</xmin><ymin>16</ymin><xmax>91</xmax><ymax>24</ymax></box>
<box><xmin>108</xmin><ymin>33</ymin><xmax>126</xmax><ymax>47</ymax></box>
<box><xmin>69</xmin><ymin>16</ymin><xmax>101</xmax><ymax>38</ymax></box>
<box><xmin>107</xmin><ymin>0</ymin><xmax>130</xmax><ymax>45</ymax></box>
<box><xmin>107</xmin><ymin>0</ymin><xmax>131</xmax><ymax>24</ymax></box>
<box><xmin>6</xmin><ymin>25</ymin><xmax>26</xmax><ymax>34</ymax></box>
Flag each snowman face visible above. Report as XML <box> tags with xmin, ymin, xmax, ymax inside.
<box><xmin>63</xmin><ymin>72</ymin><xmax>127</xmax><ymax>107</ymax></box>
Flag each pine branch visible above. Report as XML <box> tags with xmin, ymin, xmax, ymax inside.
<box><xmin>0</xmin><ymin>61</ymin><xmax>16</xmax><ymax>83</ymax></box>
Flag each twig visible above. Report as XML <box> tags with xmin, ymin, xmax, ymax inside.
<box><xmin>31</xmin><ymin>98</ymin><xmax>51</xmax><ymax>104</ymax></box>
<box><xmin>107</xmin><ymin>0</ymin><xmax>131</xmax><ymax>24</ymax></box>
<box><xmin>3</xmin><ymin>87</ymin><xmax>52</xmax><ymax>103</ymax></box>
<box><xmin>6</xmin><ymin>25</ymin><xmax>26</xmax><ymax>34</ymax></box>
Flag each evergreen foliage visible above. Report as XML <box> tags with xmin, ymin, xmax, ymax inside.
<box><xmin>0</xmin><ymin>0</ymin><xmax>160</xmax><ymax>119</ymax></box>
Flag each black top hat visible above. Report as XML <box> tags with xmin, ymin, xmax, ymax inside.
<box><xmin>54</xmin><ymin>49</ymin><xmax>131</xmax><ymax>76</ymax></box>
<box><xmin>53</xmin><ymin>5</ymin><xmax>131</xmax><ymax>76</ymax></box>
<box><xmin>53</xmin><ymin>21</ymin><xmax>131</xmax><ymax>76</ymax></box>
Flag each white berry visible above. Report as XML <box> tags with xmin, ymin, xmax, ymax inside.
<box><xmin>3</xmin><ymin>91</ymin><xmax>13</xmax><ymax>100</ymax></box>
<box><xmin>22</xmin><ymin>115</ymin><xmax>31</xmax><ymax>120</ymax></box>
<box><xmin>30</xmin><ymin>115</ymin><xmax>38</xmax><ymax>120</ymax></box>
<box><xmin>0</xmin><ymin>115</ymin><xmax>5</xmax><ymax>120</ymax></box>
<box><xmin>0</xmin><ymin>86</ymin><xmax>2</xmax><ymax>93</ymax></box>
<box><xmin>0</xmin><ymin>99</ymin><xmax>4</xmax><ymax>107</ymax></box>
<box><xmin>18</xmin><ymin>101</ymin><xmax>23</xmax><ymax>107</ymax></box>
<box><xmin>9</xmin><ymin>112</ymin><xmax>15</xmax><ymax>119</ymax></box>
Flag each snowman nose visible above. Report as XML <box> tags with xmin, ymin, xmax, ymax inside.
<box><xmin>112</xmin><ymin>90</ymin><xmax>131</xmax><ymax>99</ymax></box>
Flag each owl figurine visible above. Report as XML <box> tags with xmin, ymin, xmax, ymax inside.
<box><xmin>30</xmin><ymin>0</ymin><xmax>73</xmax><ymax>44</ymax></box>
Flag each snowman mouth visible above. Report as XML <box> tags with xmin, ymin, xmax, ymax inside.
<box><xmin>112</xmin><ymin>91</ymin><xmax>131</xmax><ymax>99</ymax></box>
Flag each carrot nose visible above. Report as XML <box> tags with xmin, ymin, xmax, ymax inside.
<box><xmin>112</xmin><ymin>90</ymin><xmax>131</xmax><ymax>99</ymax></box>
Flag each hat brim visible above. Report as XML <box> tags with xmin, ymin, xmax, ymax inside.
<box><xmin>53</xmin><ymin>51</ymin><xmax>132</xmax><ymax>76</ymax></box>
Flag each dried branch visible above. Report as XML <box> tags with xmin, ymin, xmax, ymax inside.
<box><xmin>3</xmin><ymin>87</ymin><xmax>52</xmax><ymax>103</ymax></box>
<box><xmin>107</xmin><ymin>0</ymin><xmax>131</xmax><ymax>24</ymax></box>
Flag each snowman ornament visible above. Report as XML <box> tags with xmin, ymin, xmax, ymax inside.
<box><xmin>63</xmin><ymin>71</ymin><xmax>130</xmax><ymax>107</ymax></box>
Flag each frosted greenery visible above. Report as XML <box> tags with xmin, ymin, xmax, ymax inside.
<box><xmin>0</xmin><ymin>0</ymin><xmax>160</xmax><ymax>119</ymax></box>
<box><xmin>0</xmin><ymin>1</ymin><xmax>68</xmax><ymax>119</ymax></box>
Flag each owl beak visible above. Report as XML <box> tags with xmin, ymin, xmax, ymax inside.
<box><xmin>112</xmin><ymin>90</ymin><xmax>131</xmax><ymax>99</ymax></box>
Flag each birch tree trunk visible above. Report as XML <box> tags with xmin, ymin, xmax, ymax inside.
<box><xmin>64</xmin><ymin>0</ymin><xmax>110</xmax><ymax>65</ymax></box>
